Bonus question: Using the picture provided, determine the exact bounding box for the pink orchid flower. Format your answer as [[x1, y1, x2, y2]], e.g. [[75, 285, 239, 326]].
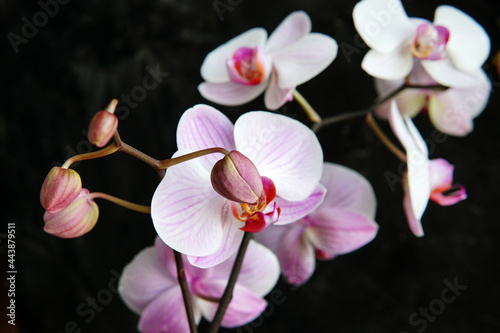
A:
[[255, 162, 379, 286], [118, 237, 280, 332], [198, 11, 338, 110], [389, 101, 466, 237], [353, 0, 490, 88], [151, 104, 325, 268], [374, 61, 491, 136]]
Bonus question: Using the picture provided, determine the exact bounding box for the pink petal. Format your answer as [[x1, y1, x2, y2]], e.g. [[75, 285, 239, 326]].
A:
[[265, 11, 311, 54], [433, 5, 490, 72], [151, 150, 226, 257], [234, 111, 323, 202], [280, 224, 315, 286], [362, 48, 414, 80], [353, 0, 415, 53], [196, 281, 267, 328], [263, 72, 294, 110], [118, 247, 177, 314], [428, 158, 454, 190], [139, 287, 194, 333], [421, 59, 486, 88], [430, 185, 467, 206], [428, 72, 491, 136], [253, 224, 289, 256], [198, 81, 268, 107], [305, 208, 379, 255], [271, 33, 338, 89], [272, 184, 326, 225], [316, 162, 377, 218], [187, 213, 245, 268], [176, 104, 235, 171], [201, 28, 268, 83], [389, 102, 431, 220], [403, 179, 425, 237]]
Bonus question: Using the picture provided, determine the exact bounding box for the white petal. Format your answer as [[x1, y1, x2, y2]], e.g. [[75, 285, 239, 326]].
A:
[[273, 184, 326, 225], [403, 179, 425, 237], [266, 11, 311, 54], [263, 72, 294, 110], [201, 28, 268, 83], [434, 5, 490, 72], [271, 33, 338, 89], [421, 59, 486, 88], [234, 111, 323, 202], [353, 0, 415, 53], [151, 150, 226, 257], [198, 81, 268, 107], [362, 47, 413, 80]]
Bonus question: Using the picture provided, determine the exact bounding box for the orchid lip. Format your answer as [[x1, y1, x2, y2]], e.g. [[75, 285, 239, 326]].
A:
[[412, 23, 450, 60], [227, 46, 268, 86]]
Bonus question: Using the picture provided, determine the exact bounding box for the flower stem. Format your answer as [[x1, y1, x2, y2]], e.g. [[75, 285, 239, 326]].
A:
[[207, 232, 253, 333], [158, 147, 229, 169], [89, 192, 151, 214], [365, 112, 407, 162], [293, 89, 322, 123], [173, 250, 199, 333], [62, 142, 120, 169]]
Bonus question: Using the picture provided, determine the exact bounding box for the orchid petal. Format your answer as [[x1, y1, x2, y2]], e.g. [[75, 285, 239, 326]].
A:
[[433, 5, 490, 72], [176, 104, 235, 171], [265, 11, 311, 54], [316, 163, 377, 218], [430, 185, 467, 206], [421, 59, 485, 88], [353, 0, 415, 53], [428, 158, 454, 191], [304, 208, 378, 255], [201, 28, 268, 83], [198, 81, 268, 107], [273, 184, 326, 225], [279, 224, 315, 286], [263, 72, 294, 110], [209, 240, 280, 296], [362, 48, 413, 80], [196, 281, 267, 328], [403, 179, 425, 237], [389, 102, 431, 220], [151, 150, 226, 257], [139, 287, 193, 333], [376, 87, 426, 119], [187, 210, 245, 268], [253, 224, 288, 256], [118, 247, 177, 315], [234, 111, 323, 202], [428, 73, 491, 136], [272, 33, 338, 89]]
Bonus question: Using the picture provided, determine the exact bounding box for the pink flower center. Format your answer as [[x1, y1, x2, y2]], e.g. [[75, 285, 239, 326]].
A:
[[227, 46, 267, 86], [231, 176, 281, 232], [412, 23, 450, 60]]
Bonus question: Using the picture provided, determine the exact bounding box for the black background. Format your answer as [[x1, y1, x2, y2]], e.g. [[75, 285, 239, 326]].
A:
[[1, 0, 499, 332]]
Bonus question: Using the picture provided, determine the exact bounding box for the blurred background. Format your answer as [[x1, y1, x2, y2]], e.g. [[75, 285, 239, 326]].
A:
[[1, 0, 499, 332]]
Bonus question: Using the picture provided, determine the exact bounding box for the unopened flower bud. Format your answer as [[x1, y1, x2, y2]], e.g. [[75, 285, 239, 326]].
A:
[[43, 189, 99, 238], [88, 110, 118, 147], [40, 167, 82, 213], [211, 151, 263, 204]]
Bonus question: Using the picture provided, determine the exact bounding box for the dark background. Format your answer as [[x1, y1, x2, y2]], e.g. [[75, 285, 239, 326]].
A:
[[1, 0, 499, 332]]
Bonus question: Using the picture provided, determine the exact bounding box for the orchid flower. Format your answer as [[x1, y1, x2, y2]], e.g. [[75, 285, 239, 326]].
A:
[[255, 162, 378, 286], [389, 101, 466, 237], [353, 0, 490, 88], [198, 11, 338, 110], [374, 61, 491, 136], [151, 104, 325, 268], [118, 237, 280, 332]]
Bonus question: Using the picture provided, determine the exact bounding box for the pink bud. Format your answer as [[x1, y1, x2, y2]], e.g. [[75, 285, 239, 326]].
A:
[[40, 167, 82, 213], [88, 110, 118, 148], [43, 189, 99, 238], [211, 151, 263, 204]]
